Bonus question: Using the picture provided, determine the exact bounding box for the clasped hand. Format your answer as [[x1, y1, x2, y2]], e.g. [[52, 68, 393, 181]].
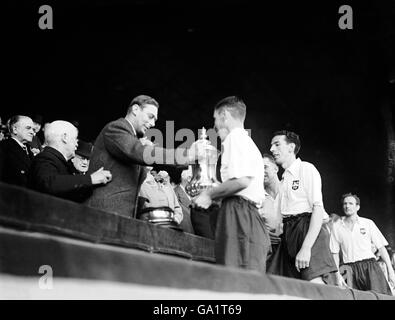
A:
[[192, 190, 212, 209]]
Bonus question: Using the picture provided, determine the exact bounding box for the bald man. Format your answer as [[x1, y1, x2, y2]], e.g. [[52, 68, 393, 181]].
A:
[[0, 115, 35, 187], [29, 120, 112, 202]]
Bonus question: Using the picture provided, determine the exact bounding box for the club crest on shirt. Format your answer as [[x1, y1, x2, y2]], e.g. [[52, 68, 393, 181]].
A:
[[292, 180, 300, 190], [360, 227, 366, 235]]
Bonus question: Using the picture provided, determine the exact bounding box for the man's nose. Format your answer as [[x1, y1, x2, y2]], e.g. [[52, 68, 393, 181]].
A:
[[270, 145, 275, 153]]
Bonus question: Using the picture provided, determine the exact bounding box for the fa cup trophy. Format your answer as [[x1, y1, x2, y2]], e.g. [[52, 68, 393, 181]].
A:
[[185, 127, 220, 239]]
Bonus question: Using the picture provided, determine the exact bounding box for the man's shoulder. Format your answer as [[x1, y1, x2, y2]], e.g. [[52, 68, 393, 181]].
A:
[[105, 118, 128, 129], [331, 217, 344, 228], [33, 147, 63, 164], [103, 118, 135, 137], [0, 138, 18, 150], [226, 129, 260, 154], [35, 147, 55, 157], [299, 159, 315, 169], [358, 216, 375, 227], [299, 159, 321, 175]]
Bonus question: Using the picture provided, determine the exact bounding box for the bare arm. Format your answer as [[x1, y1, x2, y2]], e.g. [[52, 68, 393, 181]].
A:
[[294, 204, 323, 271], [193, 177, 252, 209], [302, 204, 323, 249], [295, 163, 325, 271], [378, 246, 395, 287], [332, 252, 350, 288], [333, 252, 340, 269], [103, 121, 188, 166], [208, 177, 251, 200]]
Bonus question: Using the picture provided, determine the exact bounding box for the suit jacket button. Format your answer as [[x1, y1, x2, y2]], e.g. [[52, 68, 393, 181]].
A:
[[21, 170, 25, 174]]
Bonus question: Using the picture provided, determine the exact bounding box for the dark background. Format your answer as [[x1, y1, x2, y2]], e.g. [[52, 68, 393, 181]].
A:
[[3, 0, 395, 245]]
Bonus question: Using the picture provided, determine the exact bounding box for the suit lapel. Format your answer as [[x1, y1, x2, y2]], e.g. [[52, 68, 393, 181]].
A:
[[9, 138, 32, 167]]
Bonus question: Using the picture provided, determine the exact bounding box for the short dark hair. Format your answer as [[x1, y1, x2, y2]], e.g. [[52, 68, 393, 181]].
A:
[[214, 96, 246, 121], [273, 130, 301, 155], [262, 153, 277, 166], [341, 192, 360, 206], [127, 95, 159, 114]]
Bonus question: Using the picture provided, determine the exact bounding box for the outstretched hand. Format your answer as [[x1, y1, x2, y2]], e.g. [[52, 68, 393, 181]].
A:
[[91, 167, 112, 185], [140, 137, 155, 147]]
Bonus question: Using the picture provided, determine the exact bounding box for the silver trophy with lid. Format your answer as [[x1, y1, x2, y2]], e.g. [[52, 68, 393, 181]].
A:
[[185, 127, 220, 239], [185, 127, 220, 198]]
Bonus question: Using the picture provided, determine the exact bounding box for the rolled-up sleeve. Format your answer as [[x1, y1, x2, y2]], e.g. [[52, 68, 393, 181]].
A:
[[303, 163, 323, 207], [369, 220, 388, 250]]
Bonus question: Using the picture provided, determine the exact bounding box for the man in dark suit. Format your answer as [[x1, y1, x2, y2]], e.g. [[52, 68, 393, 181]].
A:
[[85, 94, 191, 218], [29, 120, 112, 202], [174, 169, 195, 234], [0, 115, 35, 187]]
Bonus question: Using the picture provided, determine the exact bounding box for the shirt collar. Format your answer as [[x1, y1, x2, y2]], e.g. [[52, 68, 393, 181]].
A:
[[283, 157, 302, 178], [264, 190, 273, 200], [11, 137, 27, 149], [144, 172, 157, 185], [340, 214, 360, 225], [125, 118, 137, 136]]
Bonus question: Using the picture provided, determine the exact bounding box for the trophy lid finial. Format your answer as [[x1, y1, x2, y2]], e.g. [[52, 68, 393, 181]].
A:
[[200, 127, 207, 140]]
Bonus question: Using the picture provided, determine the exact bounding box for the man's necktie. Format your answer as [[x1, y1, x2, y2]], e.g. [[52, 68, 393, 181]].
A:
[[216, 153, 222, 183], [22, 145, 29, 155]]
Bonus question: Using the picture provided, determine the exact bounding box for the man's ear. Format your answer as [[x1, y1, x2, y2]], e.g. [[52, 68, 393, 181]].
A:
[[223, 109, 231, 121], [11, 124, 18, 135], [129, 104, 140, 115], [289, 142, 296, 153], [61, 132, 68, 143]]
